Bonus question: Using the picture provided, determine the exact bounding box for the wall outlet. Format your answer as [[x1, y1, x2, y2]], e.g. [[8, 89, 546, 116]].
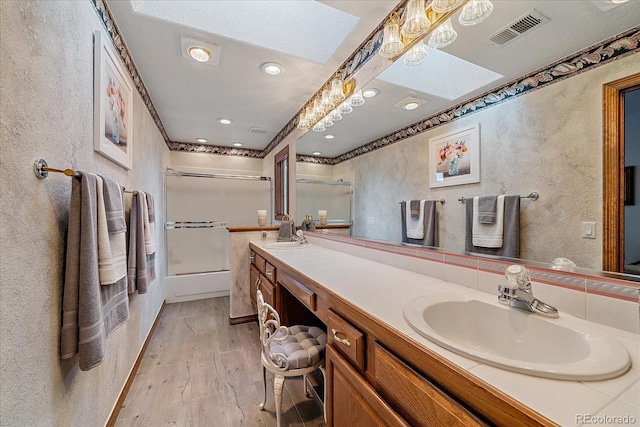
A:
[[581, 222, 596, 239], [367, 217, 375, 224]]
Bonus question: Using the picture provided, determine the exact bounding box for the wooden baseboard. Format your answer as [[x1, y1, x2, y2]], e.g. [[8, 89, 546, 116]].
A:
[[228, 314, 257, 325], [106, 301, 166, 427]]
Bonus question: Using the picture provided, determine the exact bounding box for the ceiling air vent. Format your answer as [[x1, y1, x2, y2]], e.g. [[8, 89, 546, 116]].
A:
[[489, 9, 549, 48], [249, 127, 267, 134]]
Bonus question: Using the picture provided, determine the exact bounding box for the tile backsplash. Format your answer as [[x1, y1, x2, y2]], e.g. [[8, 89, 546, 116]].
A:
[[306, 231, 640, 334]]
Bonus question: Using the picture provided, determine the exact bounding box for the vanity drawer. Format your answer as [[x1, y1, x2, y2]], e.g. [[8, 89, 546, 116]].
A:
[[254, 253, 267, 274], [328, 310, 365, 371], [279, 271, 316, 311], [374, 343, 487, 427], [264, 261, 276, 284]]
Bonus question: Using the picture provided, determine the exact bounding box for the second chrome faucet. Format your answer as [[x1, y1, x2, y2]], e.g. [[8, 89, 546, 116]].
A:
[[498, 264, 559, 318]]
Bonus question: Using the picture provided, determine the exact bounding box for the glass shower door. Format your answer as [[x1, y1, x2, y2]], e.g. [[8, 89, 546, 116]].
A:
[[166, 221, 229, 276]]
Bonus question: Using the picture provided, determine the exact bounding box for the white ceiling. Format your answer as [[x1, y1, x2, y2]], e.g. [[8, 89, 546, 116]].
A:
[[106, 0, 640, 158]]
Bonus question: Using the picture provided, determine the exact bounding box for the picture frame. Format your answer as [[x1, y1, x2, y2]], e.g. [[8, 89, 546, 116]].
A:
[[94, 31, 133, 170], [429, 123, 480, 188]]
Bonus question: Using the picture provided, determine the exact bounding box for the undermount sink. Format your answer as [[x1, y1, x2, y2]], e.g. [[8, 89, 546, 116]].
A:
[[403, 294, 631, 381], [264, 241, 312, 250]]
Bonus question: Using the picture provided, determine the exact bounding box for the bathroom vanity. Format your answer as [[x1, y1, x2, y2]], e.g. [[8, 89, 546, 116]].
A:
[[248, 237, 639, 426]]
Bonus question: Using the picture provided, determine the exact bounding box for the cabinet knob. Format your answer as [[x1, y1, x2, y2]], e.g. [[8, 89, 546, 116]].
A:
[[266, 270, 272, 277], [331, 329, 351, 347]]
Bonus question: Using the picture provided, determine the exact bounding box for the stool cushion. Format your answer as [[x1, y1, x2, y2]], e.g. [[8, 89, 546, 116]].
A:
[[270, 325, 327, 369]]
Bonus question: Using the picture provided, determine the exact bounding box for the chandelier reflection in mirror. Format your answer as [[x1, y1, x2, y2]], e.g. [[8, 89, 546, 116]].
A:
[[297, 0, 495, 133], [297, 77, 358, 133], [379, 0, 494, 64]]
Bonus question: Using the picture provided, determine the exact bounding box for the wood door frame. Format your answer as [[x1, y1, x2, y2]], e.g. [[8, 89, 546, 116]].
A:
[[603, 73, 640, 272]]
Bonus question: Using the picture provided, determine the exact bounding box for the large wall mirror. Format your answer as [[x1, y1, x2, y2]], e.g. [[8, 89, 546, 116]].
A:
[[296, 1, 640, 275]]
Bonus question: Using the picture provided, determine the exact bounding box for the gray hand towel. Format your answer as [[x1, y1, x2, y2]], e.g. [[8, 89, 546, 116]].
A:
[[477, 196, 497, 224], [128, 192, 149, 294], [401, 201, 438, 247], [465, 195, 520, 258], [277, 219, 294, 241], [61, 172, 129, 371]]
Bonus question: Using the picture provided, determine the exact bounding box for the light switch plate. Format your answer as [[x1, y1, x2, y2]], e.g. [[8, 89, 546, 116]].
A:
[[582, 222, 596, 239]]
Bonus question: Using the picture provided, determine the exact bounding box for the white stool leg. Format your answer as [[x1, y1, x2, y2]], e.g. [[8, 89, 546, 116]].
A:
[[303, 373, 312, 398], [259, 365, 267, 410], [319, 365, 327, 423], [274, 374, 285, 427]]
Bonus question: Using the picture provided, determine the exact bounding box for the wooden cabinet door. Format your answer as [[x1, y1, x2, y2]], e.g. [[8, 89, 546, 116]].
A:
[[250, 264, 260, 311], [260, 274, 275, 308], [326, 345, 409, 427]]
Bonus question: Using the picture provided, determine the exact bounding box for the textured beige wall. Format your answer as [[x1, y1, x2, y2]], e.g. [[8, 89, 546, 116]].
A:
[[0, 2, 167, 426], [335, 53, 640, 270]]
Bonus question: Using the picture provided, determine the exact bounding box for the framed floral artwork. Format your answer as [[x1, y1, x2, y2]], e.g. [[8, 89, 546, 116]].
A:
[[429, 123, 480, 188], [94, 31, 133, 169]]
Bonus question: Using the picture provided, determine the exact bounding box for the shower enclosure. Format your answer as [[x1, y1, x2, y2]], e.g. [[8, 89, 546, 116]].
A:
[[165, 169, 272, 302]]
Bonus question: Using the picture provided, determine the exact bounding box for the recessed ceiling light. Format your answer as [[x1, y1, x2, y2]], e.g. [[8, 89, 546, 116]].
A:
[[324, 135, 335, 139], [181, 37, 220, 65], [610, 0, 629, 3], [362, 88, 379, 98], [312, 151, 322, 156], [403, 101, 420, 110], [233, 142, 243, 147], [260, 62, 283, 75], [196, 138, 208, 143], [187, 46, 212, 63], [218, 118, 232, 125]]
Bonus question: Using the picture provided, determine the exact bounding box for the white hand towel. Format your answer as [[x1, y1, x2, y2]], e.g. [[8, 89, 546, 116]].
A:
[[96, 176, 128, 285], [406, 200, 426, 239], [472, 195, 505, 248]]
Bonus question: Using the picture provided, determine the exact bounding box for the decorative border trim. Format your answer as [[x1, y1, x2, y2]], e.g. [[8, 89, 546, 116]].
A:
[[167, 141, 264, 158], [92, 1, 639, 163]]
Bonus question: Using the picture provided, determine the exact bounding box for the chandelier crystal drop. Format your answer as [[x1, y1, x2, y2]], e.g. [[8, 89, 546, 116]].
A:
[[431, 0, 464, 13], [329, 78, 346, 103], [297, 112, 310, 130], [329, 109, 343, 122], [312, 99, 324, 119], [427, 18, 457, 49], [458, 0, 494, 26], [312, 120, 326, 132], [350, 90, 365, 107], [401, 0, 431, 39], [339, 98, 353, 115], [321, 88, 335, 112], [403, 42, 428, 66], [379, 12, 404, 58]]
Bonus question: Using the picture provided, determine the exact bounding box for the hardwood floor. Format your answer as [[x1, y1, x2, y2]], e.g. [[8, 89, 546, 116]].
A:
[[115, 297, 325, 427]]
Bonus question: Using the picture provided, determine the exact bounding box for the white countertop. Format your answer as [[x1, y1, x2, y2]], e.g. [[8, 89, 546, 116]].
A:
[[252, 240, 640, 426]]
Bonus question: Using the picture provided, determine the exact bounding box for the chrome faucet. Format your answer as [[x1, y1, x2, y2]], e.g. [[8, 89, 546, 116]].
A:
[[498, 265, 559, 318], [294, 230, 309, 244]]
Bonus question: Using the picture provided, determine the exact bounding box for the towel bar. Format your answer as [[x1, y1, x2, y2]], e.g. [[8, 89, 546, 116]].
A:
[[457, 192, 539, 204], [399, 198, 446, 205], [33, 158, 138, 195]]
